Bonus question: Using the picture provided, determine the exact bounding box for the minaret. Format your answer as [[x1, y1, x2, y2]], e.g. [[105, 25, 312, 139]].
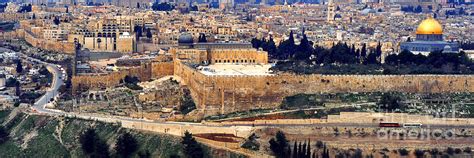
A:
[[327, 0, 335, 24]]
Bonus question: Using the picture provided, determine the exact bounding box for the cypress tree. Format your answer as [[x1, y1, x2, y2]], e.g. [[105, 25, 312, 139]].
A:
[[302, 141, 307, 158], [306, 140, 311, 158], [298, 142, 302, 158], [293, 141, 298, 158], [361, 43, 367, 64], [287, 145, 292, 158]]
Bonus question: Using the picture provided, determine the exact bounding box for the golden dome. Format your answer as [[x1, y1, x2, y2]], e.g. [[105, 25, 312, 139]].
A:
[[416, 18, 443, 35]]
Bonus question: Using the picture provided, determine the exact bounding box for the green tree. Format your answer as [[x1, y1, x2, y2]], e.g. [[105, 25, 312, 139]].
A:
[[80, 129, 97, 154], [294, 32, 313, 60], [80, 128, 110, 158], [146, 28, 152, 39], [414, 5, 422, 13], [241, 133, 260, 151], [277, 31, 297, 60], [292, 141, 297, 158], [464, 147, 472, 153], [134, 25, 143, 39], [53, 16, 60, 25], [179, 89, 196, 114], [354, 148, 363, 158], [138, 150, 151, 158], [115, 132, 138, 158], [306, 140, 311, 158], [414, 149, 424, 158], [95, 138, 111, 158], [378, 93, 403, 112], [0, 126, 9, 144], [430, 148, 439, 156], [399, 148, 409, 156], [269, 131, 289, 158], [297, 142, 302, 158], [16, 60, 23, 73], [182, 131, 203, 158], [198, 33, 207, 43], [360, 43, 367, 63], [151, 2, 175, 11], [322, 143, 330, 158]]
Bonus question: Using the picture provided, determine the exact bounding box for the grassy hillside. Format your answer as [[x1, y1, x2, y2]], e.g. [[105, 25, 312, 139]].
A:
[[0, 110, 245, 158]]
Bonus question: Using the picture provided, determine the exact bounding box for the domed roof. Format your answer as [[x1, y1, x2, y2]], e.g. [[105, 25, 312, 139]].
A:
[[444, 45, 452, 51], [178, 32, 193, 44], [416, 18, 443, 35]]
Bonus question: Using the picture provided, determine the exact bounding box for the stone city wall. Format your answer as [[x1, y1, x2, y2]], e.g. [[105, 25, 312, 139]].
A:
[[0, 13, 27, 21], [173, 60, 474, 116], [0, 30, 23, 40], [72, 61, 174, 93], [22, 29, 75, 54], [151, 61, 174, 79], [72, 64, 152, 92], [73, 58, 474, 116]]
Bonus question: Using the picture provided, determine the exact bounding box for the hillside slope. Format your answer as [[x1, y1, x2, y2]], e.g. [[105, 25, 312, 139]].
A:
[[0, 110, 245, 158]]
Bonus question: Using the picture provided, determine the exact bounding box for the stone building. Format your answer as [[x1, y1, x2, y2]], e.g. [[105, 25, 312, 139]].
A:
[[68, 17, 137, 53], [170, 32, 268, 65]]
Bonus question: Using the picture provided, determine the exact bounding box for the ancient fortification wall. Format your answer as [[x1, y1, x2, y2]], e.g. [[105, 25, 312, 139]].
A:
[[173, 60, 474, 116], [73, 58, 474, 116], [151, 61, 174, 79], [22, 29, 75, 54], [72, 63, 153, 92], [72, 61, 174, 93]]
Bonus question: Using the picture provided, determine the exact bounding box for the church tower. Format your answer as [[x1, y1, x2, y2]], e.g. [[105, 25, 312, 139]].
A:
[[327, 0, 336, 24]]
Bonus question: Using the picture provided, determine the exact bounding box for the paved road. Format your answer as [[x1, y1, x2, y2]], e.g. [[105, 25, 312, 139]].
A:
[[19, 54, 65, 115]]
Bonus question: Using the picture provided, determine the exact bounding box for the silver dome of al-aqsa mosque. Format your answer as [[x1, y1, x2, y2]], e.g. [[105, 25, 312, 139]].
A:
[[178, 32, 194, 44]]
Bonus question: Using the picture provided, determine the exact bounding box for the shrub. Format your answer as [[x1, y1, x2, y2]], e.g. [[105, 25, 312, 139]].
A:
[[447, 147, 455, 155], [0, 126, 9, 144], [464, 147, 472, 153], [241, 133, 259, 151], [398, 148, 409, 156], [115, 132, 138, 158], [414, 149, 424, 158]]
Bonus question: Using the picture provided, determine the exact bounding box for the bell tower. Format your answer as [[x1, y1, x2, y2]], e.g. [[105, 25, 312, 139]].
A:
[[327, 0, 336, 24]]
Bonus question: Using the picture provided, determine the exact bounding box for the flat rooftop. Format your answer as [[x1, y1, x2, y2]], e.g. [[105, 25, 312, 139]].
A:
[[198, 64, 274, 76]]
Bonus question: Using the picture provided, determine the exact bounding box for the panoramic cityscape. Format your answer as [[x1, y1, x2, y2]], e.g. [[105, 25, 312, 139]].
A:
[[0, 0, 473, 157]]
